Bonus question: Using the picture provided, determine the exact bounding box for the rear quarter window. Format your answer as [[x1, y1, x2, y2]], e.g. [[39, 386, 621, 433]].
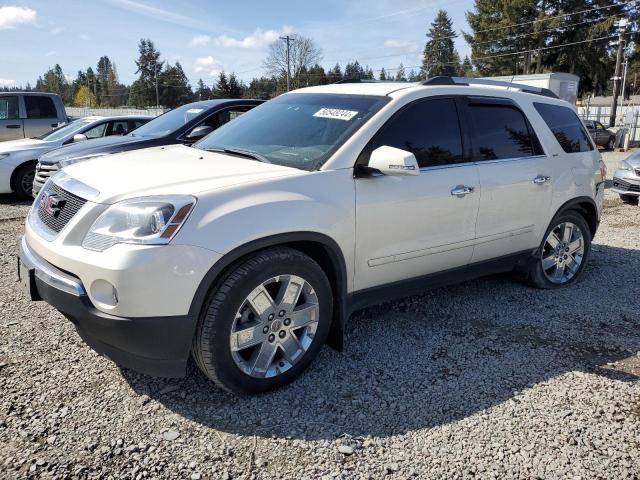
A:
[[533, 103, 593, 153]]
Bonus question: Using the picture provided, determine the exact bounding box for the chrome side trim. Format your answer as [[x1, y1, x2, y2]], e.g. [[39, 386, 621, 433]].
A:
[[53, 171, 100, 200], [19, 237, 86, 297]]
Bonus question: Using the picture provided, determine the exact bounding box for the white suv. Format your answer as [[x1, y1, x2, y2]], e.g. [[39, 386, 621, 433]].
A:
[[19, 78, 605, 394]]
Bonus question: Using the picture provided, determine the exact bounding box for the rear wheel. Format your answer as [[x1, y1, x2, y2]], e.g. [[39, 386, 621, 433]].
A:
[[606, 136, 616, 151], [192, 247, 332, 394], [526, 211, 591, 289], [12, 162, 36, 200], [620, 194, 639, 205]]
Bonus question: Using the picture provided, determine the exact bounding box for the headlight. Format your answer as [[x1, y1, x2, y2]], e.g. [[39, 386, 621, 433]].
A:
[[59, 153, 107, 168], [82, 196, 196, 251], [618, 160, 632, 171], [0, 153, 9, 161]]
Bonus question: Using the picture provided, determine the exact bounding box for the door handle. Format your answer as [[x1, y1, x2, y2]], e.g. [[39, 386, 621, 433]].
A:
[[533, 175, 551, 185], [451, 185, 475, 197], [6, 124, 20, 129], [50, 123, 59, 127]]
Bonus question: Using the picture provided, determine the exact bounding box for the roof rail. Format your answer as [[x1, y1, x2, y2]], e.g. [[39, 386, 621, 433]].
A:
[[421, 76, 559, 99], [334, 78, 401, 84]]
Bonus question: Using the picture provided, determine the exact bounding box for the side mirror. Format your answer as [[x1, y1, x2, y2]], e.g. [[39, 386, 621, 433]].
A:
[[186, 125, 214, 141], [367, 146, 420, 176], [73, 134, 87, 143]]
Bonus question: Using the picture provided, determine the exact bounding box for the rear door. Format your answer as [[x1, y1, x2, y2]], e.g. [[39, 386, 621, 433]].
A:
[[463, 97, 554, 263], [0, 95, 23, 141], [23, 95, 60, 137]]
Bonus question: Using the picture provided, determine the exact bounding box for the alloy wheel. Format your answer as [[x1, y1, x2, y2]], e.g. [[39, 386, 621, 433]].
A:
[[230, 274, 319, 378], [541, 221, 585, 284]]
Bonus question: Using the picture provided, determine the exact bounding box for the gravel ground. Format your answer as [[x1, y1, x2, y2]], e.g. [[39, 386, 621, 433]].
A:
[[1, 152, 640, 479]]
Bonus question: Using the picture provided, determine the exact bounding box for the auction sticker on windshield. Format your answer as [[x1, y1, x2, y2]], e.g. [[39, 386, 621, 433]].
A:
[[313, 108, 358, 121]]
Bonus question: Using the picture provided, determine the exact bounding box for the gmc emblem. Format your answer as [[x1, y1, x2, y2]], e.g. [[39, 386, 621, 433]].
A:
[[40, 192, 66, 218]]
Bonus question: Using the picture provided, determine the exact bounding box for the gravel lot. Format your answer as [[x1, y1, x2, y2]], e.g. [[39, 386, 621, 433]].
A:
[[1, 151, 640, 479]]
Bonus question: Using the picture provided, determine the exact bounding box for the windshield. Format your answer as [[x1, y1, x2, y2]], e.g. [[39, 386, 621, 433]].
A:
[[130, 103, 208, 138], [194, 93, 389, 170], [37, 119, 94, 142]]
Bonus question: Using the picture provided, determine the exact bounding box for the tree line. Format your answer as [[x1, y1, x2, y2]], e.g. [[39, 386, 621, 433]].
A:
[[4, 0, 638, 107]]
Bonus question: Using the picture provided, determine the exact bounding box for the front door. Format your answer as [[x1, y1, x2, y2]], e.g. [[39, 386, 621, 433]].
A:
[[23, 95, 60, 138], [354, 97, 480, 291], [461, 97, 553, 263], [0, 95, 23, 141]]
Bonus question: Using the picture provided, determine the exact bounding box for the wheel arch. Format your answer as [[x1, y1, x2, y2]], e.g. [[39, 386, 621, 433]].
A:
[[551, 196, 599, 238], [188, 232, 349, 352]]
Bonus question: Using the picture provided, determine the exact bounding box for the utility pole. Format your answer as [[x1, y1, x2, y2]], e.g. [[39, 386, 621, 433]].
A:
[[280, 35, 292, 92], [154, 63, 160, 108], [609, 18, 628, 127]]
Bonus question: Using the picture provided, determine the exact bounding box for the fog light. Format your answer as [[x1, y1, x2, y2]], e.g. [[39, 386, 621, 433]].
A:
[[90, 279, 119, 308]]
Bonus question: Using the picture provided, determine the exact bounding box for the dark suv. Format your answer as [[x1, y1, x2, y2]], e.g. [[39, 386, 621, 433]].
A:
[[33, 99, 262, 196], [584, 120, 616, 150]]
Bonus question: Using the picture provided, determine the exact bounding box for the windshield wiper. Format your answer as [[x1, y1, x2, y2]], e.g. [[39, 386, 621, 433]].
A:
[[204, 147, 271, 164]]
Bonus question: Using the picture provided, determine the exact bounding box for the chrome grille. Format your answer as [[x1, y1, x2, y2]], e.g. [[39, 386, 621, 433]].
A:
[[33, 162, 59, 195], [37, 181, 87, 233]]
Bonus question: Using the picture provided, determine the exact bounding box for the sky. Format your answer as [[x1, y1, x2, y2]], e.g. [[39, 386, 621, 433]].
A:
[[0, 0, 476, 89]]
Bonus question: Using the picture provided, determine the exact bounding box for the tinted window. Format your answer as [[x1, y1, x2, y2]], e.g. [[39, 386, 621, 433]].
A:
[[25, 96, 57, 119], [132, 103, 212, 138], [195, 93, 389, 171], [109, 120, 128, 135], [0, 96, 19, 119], [468, 104, 538, 160], [534, 103, 593, 153], [201, 107, 250, 129], [364, 98, 463, 168]]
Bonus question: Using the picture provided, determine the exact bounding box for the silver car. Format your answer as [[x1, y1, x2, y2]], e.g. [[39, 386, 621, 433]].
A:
[[0, 115, 149, 199], [612, 152, 640, 205]]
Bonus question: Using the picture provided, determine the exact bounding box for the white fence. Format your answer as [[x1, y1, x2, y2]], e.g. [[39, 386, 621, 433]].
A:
[[577, 104, 640, 143], [65, 107, 165, 118]]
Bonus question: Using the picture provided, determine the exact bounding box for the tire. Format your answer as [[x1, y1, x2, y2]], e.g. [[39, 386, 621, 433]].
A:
[[620, 194, 639, 205], [606, 137, 615, 151], [526, 211, 592, 289], [192, 247, 333, 394], [12, 162, 36, 200]]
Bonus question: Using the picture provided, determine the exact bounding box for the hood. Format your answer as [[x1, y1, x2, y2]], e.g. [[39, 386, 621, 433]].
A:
[[0, 137, 48, 153], [61, 144, 303, 203], [38, 134, 148, 164]]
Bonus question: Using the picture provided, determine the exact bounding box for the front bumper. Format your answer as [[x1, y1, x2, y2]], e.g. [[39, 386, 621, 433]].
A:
[[611, 174, 640, 196], [19, 237, 197, 377]]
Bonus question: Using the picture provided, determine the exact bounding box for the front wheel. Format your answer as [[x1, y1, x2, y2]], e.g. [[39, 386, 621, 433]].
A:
[[526, 211, 592, 289], [12, 163, 36, 200], [192, 247, 332, 394]]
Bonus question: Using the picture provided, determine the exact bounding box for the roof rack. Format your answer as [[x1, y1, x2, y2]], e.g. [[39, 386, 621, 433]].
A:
[[421, 76, 558, 99], [334, 78, 399, 84]]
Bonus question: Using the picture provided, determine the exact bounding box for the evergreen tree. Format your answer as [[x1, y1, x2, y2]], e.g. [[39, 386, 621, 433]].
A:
[[379, 68, 388, 80], [195, 79, 212, 99], [395, 63, 407, 82], [247, 76, 278, 99], [422, 10, 461, 77], [327, 63, 343, 83], [213, 71, 230, 98], [460, 56, 474, 77], [159, 62, 193, 108], [129, 39, 162, 107], [227, 73, 245, 97], [408, 69, 422, 82], [344, 61, 365, 79]]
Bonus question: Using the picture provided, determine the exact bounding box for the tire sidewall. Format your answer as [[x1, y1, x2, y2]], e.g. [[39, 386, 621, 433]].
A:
[[201, 250, 332, 394], [531, 211, 592, 289], [13, 163, 35, 199]]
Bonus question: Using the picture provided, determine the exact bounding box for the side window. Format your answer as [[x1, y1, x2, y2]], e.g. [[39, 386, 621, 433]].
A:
[[202, 107, 251, 130], [596, 122, 605, 130], [0, 96, 19, 119], [25, 96, 57, 119], [83, 122, 108, 139], [533, 103, 594, 153], [109, 121, 128, 136], [467, 103, 538, 161], [363, 98, 463, 168], [133, 120, 147, 129]]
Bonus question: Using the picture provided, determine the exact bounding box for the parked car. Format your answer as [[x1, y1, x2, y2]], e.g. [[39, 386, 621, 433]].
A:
[[583, 120, 616, 150], [611, 151, 640, 205], [0, 115, 150, 199], [33, 99, 263, 196], [0, 92, 68, 142], [19, 78, 605, 394]]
